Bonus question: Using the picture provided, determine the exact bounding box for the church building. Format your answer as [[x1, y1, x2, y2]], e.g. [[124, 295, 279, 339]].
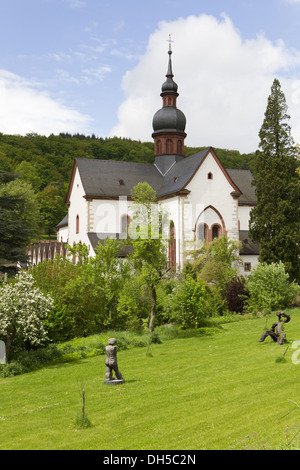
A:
[[56, 42, 259, 274]]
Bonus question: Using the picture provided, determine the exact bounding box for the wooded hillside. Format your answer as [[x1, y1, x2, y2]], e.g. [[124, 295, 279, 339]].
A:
[[0, 132, 256, 237]]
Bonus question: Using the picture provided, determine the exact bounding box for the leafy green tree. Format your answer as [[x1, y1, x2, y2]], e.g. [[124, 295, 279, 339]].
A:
[[169, 274, 211, 328], [31, 240, 129, 341], [127, 182, 169, 336], [1, 179, 40, 237], [117, 273, 153, 330], [187, 235, 242, 295], [0, 173, 40, 270], [37, 185, 67, 236], [185, 235, 242, 315], [249, 79, 300, 281], [15, 161, 43, 192]]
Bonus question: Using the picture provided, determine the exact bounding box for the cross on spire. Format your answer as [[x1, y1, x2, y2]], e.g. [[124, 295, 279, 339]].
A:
[[167, 33, 174, 52]]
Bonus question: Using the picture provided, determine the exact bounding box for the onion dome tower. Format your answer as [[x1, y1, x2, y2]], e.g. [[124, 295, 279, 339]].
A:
[[152, 36, 186, 174]]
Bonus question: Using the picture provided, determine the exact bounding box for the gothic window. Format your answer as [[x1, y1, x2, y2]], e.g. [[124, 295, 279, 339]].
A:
[[76, 215, 79, 234]]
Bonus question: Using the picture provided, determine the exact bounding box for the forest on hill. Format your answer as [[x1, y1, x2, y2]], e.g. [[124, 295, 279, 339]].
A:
[[0, 132, 256, 237]]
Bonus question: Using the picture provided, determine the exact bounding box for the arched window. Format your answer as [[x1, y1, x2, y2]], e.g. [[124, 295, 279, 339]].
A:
[[208, 172, 213, 180], [157, 140, 162, 155], [121, 214, 130, 236], [166, 139, 173, 153], [177, 140, 182, 155], [198, 223, 208, 242], [169, 221, 176, 270], [76, 215, 79, 234], [212, 224, 221, 239]]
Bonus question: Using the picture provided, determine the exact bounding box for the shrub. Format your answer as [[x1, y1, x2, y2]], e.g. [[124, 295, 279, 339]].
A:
[[170, 275, 211, 328], [117, 274, 153, 330], [0, 343, 62, 377], [226, 276, 248, 313], [245, 262, 299, 312], [0, 271, 53, 360]]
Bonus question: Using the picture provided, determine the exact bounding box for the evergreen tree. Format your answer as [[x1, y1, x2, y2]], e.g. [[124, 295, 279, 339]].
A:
[[0, 172, 34, 270], [249, 78, 300, 281]]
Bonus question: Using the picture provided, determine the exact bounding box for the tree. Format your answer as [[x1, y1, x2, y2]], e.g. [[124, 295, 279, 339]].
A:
[[0, 172, 39, 270], [31, 240, 130, 341], [184, 235, 242, 315], [170, 274, 211, 328], [37, 185, 67, 236], [0, 179, 40, 237], [0, 271, 53, 360], [249, 78, 300, 281], [296, 144, 300, 178], [15, 161, 43, 192], [127, 183, 169, 337], [187, 235, 242, 295]]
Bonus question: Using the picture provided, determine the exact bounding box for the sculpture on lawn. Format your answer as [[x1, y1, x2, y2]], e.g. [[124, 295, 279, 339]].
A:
[[259, 311, 290, 345], [104, 338, 125, 385]]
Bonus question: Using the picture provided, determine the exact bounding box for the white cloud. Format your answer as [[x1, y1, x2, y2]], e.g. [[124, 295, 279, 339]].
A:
[[0, 70, 92, 136], [62, 0, 86, 9], [81, 66, 112, 84], [109, 14, 300, 153]]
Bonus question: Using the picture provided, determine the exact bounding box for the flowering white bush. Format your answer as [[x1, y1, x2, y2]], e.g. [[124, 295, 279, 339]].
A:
[[0, 271, 53, 360]]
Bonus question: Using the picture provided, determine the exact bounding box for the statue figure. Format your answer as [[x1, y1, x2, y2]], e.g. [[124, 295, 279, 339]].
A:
[[259, 311, 290, 345], [104, 338, 124, 384]]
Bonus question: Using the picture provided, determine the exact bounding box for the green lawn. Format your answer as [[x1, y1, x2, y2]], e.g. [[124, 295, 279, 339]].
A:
[[1, 309, 300, 450]]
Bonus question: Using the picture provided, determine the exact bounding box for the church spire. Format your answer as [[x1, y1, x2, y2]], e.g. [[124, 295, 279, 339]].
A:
[[161, 34, 178, 96], [166, 34, 174, 77], [152, 36, 187, 168]]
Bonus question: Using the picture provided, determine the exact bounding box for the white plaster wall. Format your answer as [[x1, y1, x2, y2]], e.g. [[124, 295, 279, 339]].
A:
[[239, 254, 259, 276], [68, 168, 91, 250], [57, 226, 68, 243], [185, 151, 239, 241], [238, 205, 253, 230]]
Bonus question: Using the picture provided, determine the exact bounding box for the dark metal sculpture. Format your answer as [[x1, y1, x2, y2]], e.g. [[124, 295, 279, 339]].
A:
[[259, 312, 290, 345]]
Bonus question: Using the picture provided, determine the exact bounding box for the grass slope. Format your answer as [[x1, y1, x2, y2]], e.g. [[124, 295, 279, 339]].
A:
[[1, 310, 300, 450]]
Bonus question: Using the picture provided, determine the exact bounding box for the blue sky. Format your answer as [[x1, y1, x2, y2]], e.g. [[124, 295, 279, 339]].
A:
[[1, 0, 300, 152]]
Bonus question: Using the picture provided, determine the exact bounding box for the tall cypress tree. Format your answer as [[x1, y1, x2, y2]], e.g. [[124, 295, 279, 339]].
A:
[[249, 78, 300, 281]]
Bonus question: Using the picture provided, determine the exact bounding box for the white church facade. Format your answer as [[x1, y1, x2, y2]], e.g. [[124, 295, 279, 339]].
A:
[[55, 43, 259, 275]]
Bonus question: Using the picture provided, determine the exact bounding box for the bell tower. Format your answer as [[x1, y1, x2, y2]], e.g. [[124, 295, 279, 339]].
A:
[[152, 36, 187, 174]]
